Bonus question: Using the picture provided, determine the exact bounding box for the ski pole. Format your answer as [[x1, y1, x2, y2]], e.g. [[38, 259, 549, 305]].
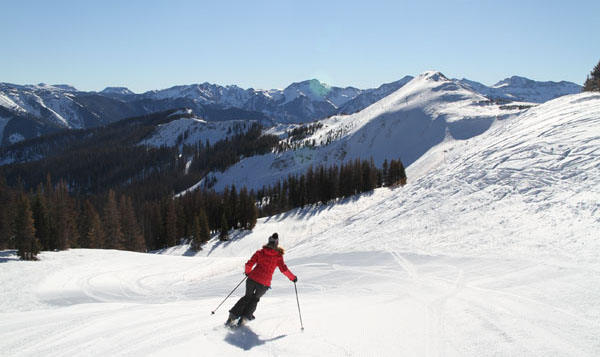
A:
[[294, 282, 304, 331], [211, 276, 247, 315]]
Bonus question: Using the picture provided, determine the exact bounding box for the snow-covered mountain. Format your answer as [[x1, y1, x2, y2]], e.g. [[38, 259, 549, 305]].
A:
[[140, 79, 363, 124], [207, 71, 526, 191], [99, 87, 135, 97], [455, 75, 582, 103], [337, 76, 414, 115], [0, 83, 270, 146], [0, 74, 582, 147], [138, 110, 257, 149], [1, 89, 598, 355]]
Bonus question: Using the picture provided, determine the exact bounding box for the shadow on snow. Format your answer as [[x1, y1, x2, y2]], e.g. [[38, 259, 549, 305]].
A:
[[224, 326, 286, 351], [206, 230, 253, 256], [263, 189, 377, 223], [0, 250, 19, 263]]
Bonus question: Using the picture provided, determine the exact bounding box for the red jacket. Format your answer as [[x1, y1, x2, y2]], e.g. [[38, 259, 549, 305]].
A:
[[245, 246, 296, 287]]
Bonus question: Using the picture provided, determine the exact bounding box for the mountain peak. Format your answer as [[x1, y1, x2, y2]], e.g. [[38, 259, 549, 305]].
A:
[[493, 75, 533, 88], [418, 71, 449, 82], [284, 78, 332, 102], [100, 87, 134, 95], [52, 84, 78, 91]]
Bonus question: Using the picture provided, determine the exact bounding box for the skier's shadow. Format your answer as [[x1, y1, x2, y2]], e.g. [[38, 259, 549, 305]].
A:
[[225, 326, 286, 350]]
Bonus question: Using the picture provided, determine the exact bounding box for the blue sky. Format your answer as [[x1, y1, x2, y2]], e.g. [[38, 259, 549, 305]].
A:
[[1, 0, 598, 92]]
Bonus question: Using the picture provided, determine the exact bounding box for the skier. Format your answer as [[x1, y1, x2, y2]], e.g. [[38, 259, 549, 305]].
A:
[[226, 233, 297, 327]]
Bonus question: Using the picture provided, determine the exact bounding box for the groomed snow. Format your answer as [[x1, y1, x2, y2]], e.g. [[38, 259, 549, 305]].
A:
[[1, 92, 599, 356]]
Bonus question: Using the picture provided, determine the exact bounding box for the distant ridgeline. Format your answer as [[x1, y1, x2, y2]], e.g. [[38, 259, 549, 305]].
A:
[[0, 110, 407, 260]]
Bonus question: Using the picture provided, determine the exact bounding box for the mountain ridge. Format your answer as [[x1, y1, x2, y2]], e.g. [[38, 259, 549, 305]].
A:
[[0, 74, 582, 147]]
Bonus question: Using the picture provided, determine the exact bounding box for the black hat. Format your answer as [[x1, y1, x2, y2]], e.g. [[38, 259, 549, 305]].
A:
[[268, 233, 279, 245]]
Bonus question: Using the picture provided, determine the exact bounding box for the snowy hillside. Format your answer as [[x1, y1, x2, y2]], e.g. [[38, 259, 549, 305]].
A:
[[0, 83, 84, 129], [138, 114, 256, 149], [1, 90, 599, 356], [337, 76, 414, 115], [209, 71, 525, 191]]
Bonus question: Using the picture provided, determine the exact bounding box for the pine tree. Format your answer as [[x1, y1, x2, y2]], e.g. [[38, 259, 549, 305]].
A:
[[382, 159, 389, 187], [165, 199, 177, 247], [190, 215, 202, 251], [0, 174, 13, 250], [120, 196, 145, 252], [31, 184, 51, 251], [192, 210, 210, 251], [229, 184, 238, 229], [103, 189, 124, 249], [14, 193, 40, 260], [398, 160, 407, 186], [219, 212, 229, 241], [248, 191, 258, 230], [51, 180, 79, 250], [583, 60, 600, 92], [82, 200, 105, 248], [199, 209, 211, 243], [238, 187, 249, 230]]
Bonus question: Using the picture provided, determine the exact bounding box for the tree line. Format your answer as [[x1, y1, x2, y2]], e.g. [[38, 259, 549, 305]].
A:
[[0, 174, 260, 260], [0, 155, 406, 260], [256, 158, 407, 217], [1, 107, 408, 260], [583, 59, 600, 92]]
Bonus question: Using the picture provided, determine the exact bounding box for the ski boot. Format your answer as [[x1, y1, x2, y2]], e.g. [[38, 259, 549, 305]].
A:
[[237, 314, 254, 327], [225, 313, 238, 328]]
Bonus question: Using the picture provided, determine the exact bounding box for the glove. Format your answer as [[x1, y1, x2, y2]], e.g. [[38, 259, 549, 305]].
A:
[[293, 276, 298, 283]]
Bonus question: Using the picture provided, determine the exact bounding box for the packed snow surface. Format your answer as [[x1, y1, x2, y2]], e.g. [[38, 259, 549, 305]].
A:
[[1, 91, 599, 356]]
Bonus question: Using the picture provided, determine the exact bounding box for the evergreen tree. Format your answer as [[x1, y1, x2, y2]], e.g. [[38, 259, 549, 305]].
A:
[[14, 193, 40, 260], [120, 196, 145, 252], [583, 60, 600, 92], [238, 187, 249, 229], [382, 160, 389, 186], [165, 199, 177, 247], [0, 174, 13, 250], [229, 184, 238, 229], [248, 191, 258, 229], [103, 189, 124, 249], [398, 160, 407, 186], [82, 200, 105, 248], [190, 215, 202, 251], [146, 203, 163, 250], [51, 180, 79, 250], [31, 184, 51, 251], [192, 210, 210, 251], [219, 212, 229, 241], [199, 209, 211, 243]]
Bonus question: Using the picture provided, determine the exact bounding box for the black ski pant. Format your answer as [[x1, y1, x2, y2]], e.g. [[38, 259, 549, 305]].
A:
[[229, 278, 269, 319]]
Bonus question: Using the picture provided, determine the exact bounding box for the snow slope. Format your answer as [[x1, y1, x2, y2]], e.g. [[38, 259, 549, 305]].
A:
[[138, 116, 256, 149], [1, 91, 599, 356], [210, 71, 524, 191], [0, 83, 84, 129]]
